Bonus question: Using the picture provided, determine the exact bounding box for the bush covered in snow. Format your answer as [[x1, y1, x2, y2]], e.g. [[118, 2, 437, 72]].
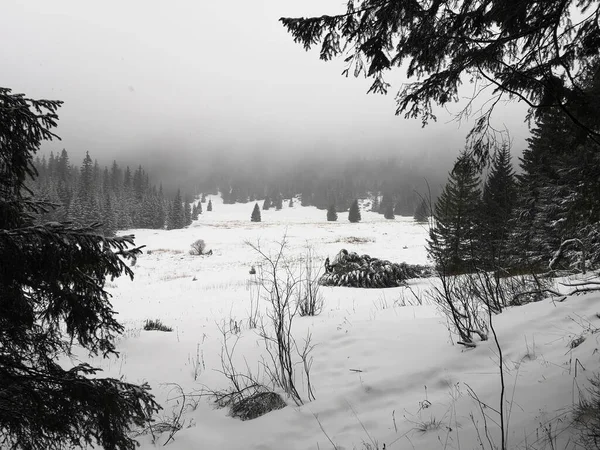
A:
[[319, 249, 432, 288]]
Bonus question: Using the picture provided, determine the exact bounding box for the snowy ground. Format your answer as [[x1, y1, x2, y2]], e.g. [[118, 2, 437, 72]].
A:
[[78, 196, 600, 449]]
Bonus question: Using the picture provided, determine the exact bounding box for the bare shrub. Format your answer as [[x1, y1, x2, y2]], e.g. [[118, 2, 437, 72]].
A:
[[189, 239, 206, 256], [429, 269, 554, 347], [427, 272, 489, 347], [297, 246, 324, 317], [134, 383, 194, 445], [247, 236, 317, 405], [206, 326, 284, 420]]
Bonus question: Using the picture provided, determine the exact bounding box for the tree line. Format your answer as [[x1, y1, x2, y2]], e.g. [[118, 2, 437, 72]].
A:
[[28, 150, 201, 234], [199, 153, 444, 217], [429, 75, 600, 275]]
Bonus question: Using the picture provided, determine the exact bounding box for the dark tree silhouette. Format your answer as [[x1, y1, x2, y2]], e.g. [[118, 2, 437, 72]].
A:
[[480, 144, 517, 268], [0, 87, 159, 450], [428, 152, 482, 274], [251, 202, 262, 222], [281, 1, 600, 163], [262, 196, 271, 210], [348, 199, 361, 223], [327, 204, 338, 222], [384, 202, 395, 220]]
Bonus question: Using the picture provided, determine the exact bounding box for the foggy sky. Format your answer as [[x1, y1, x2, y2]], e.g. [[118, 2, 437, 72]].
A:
[[1, 0, 530, 174]]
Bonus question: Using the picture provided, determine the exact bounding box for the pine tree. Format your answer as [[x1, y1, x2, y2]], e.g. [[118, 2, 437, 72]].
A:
[[197, 200, 203, 215], [262, 196, 271, 210], [184, 200, 192, 226], [102, 192, 117, 236], [192, 203, 199, 221], [169, 189, 184, 229], [348, 199, 361, 223], [288, 198, 294, 207], [70, 151, 98, 226], [110, 160, 122, 194], [0, 87, 159, 450], [201, 192, 207, 203], [251, 203, 261, 222], [274, 194, 283, 210], [480, 145, 517, 268], [207, 199, 213, 211], [327, 204, 338, 222], [384, 201, 395, 220], [371, 194, 379, 212], [380, 192, 394, 216], [428, 152, 482, 274]]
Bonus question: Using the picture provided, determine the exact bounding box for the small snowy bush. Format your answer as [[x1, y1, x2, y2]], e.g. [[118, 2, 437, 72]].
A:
[[189, 239, 207, 256]]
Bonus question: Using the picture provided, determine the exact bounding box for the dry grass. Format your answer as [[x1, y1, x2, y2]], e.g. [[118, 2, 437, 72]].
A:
[[334, 236, 375, 244], [148, 248, 184, 255]]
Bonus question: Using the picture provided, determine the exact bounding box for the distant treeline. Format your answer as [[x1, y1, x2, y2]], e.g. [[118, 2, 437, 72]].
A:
[[197, 154, 444, 216], [29, 150, 196, 235], [29, 150, 447, 234]]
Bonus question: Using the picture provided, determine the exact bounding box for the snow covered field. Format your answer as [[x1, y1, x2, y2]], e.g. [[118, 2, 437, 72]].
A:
[[81, 196, 599, 449]]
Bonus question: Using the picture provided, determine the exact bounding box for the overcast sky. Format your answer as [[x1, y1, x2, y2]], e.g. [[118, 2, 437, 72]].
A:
[[1, 0, 530, 171]]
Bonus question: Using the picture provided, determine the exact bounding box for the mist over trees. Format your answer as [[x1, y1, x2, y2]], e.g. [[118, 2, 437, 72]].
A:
[[196, 153, 445, 217]]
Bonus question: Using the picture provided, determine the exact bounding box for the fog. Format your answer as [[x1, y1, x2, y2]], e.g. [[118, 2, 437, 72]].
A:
[[1, 0, 530, 190]]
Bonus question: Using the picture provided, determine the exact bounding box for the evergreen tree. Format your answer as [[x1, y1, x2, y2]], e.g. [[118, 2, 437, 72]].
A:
[[274, 194, 283, 210], [371, 194, 379, 212], [384, 201, 395, 220], [262, 196, 271, 210], [380, 192, 394, 216], [428, 152, 482, 274], [414, 198, 429, 223], [207, 199, 213, 211], [184, 200, 192, 226], [251, 203, 261, 222], [201, 192, 207, 203], [110, 160, 122, 194], [288, 198, 294, 207], [132, 165, 145, 200], [192, 203, 199, 221], [102, 191, 117, 236], [327, 204, 338, 222], [348, 199, 361, 223], [71, 151, 99, 226], [169, 189, 184, 229], [197, 200, 203, 215], [480, 145, 517, 268], [154, 185, 167, 229], [394, 200, 403, 216], [0, 87, 159, 450]]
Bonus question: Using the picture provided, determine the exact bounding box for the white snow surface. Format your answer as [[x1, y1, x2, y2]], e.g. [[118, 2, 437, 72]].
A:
[[77, 196, 600, 449]]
